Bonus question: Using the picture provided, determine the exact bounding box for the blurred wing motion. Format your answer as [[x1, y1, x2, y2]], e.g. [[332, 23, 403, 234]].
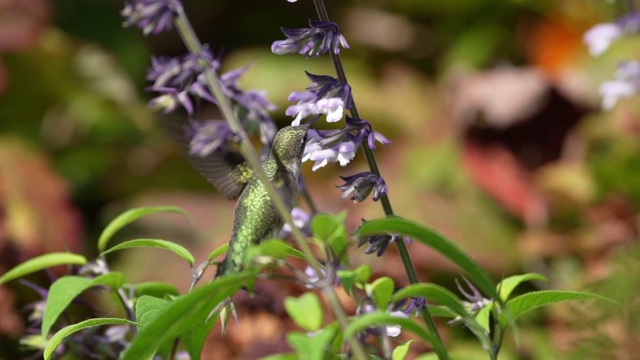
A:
[[161, 117, 251, 200]]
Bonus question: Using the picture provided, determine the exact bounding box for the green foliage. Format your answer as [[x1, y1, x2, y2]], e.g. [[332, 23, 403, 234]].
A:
[[44, 318, 137, 360], [506, 290, 616, 320], [284, 293, 324, 332], [42, 273, 124, 337], [366, 276, 395, 310], [97, 206, 191, 252], [0, 253, 87, 285], [100, 238, 195, 266], [392, 340, 415, 360], [286, 327, 338, 360], [311, 212, 349, 263]]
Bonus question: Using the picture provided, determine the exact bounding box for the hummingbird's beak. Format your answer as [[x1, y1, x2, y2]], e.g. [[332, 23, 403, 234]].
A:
[[303, 114, 322, 128]]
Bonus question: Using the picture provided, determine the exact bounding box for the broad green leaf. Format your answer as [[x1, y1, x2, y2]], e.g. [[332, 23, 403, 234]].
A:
[[44, 318, 136, 360], [286, 327, 337, 360], [122, 272, 255, 360], [392, 340, 415, 360], [136, 295, 171, 329], [284, 293, 323, 332], [207, 243, 229, 261], [0, 253, 86, 285], [498, 273, 548, 301], [182, 307, 220, 360], [100, 239, 195, 266], [366, 277, 394, 310], [98, 206, 191, 252], [42, 273, 124, 337], [132, 282, 179, 298], [343, 311, 436, 347], [354, 265, 372, 286], [391, 284, 491, 352], [355, 217, 499, 304], [336, 270, 356, 295], [311, 212, 348, 263], [507, 290, 616, 320]]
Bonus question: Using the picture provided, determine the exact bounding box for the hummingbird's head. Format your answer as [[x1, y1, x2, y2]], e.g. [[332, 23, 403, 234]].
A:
[[270, 125, 309, 172]]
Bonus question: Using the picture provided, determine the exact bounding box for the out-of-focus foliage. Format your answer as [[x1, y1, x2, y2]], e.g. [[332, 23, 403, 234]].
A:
[[0, 0, 637, 359]]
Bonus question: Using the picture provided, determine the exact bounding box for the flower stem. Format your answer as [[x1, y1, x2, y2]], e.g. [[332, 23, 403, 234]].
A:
[[312, 1, 448, 358], [171, 8, 368, 360]]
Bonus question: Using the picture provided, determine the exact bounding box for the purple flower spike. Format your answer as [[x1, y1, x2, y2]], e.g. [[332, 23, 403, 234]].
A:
[[337, 172, 387, 202], [287, 72, 352, 125], [122, 0, 182, 36], [599, 61, 640, 110], [272, 19, 350, 58], [186, 119, 233, 157], [146, 50, 219, 115]]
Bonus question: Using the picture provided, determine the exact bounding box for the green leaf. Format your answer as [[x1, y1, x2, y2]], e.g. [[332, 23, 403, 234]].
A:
[[336, 270, 356, 295], [286, 327, 337, 360], [392, 340, 415, 360], [44, 318, 137, 360], [475, 302, 493, 332], [100, 239, 195, 266], [42, 273, 124, 337], [207, 243, 229, 261], [355, 217, 499, 304], [354, 265, 372, 286], [507, 290, 617, 320], [391, 283, 491, 352], [121, 272, 255, 360], [284, 293, 323, 332], [311, 212, 348, 263], [498, 273, 548, 301], [0, 253, 87, 285], [98, 206, 191, 253], [343, 311, 436, 346], [366, 277, 394, 310], [132, 282, 179, 298], [259, 354, 298, 360], [136, 295, 171, 329]]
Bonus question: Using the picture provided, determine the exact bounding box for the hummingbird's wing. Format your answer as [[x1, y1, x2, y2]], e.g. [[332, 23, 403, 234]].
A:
[[160, 118, 251, 200]]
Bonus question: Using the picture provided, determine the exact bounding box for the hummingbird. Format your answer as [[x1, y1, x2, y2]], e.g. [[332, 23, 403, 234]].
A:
[[164, 119, 309, 276]]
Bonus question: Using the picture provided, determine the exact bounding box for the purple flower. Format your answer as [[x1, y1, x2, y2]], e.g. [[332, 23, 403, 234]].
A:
[[146, 50, 218, 115], [301, 117, 389, 170], [583, 13, 640, 56], [186, 119, 234, 157], [449, 277, 491, 325], [599, 61, 640, 109], [122, 0, 181, 35], [279, 207, 312, 239], [286, 72, 352, 125], [583, 23, 622, 56], [272, 20, 349, 57], [337, 172, 387, 202]]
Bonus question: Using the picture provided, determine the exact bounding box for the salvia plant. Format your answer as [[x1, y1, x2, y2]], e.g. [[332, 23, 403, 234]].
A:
[[0, 1, 616, 359]]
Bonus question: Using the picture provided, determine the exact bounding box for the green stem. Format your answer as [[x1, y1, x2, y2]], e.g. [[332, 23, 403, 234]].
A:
[[171, 8, 368, 360], [311, 1, 448, 358]]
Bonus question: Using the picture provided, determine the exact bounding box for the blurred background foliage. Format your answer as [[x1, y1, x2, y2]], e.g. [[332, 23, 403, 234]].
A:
[[0, 0, 638, 359]]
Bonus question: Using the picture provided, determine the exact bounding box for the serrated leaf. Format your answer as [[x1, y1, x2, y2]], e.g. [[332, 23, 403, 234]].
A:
[[392, 339, 415, 360], [355, 217, 499, 304], [100, 239, 195, 266], [121, 272, 255, 360], [98, 206, 191, 253], [44, 318, 137, 360], [507, 290, 616, 320], [0, 253, 87, 285], [284, 293, 323, 332], [42, 273, 124, 337], [286, 327, 337, 360], [133, 282, 179, 298], [208, 243, 229, 261], [136, 295, 171, 329], [498, 273, 548, 301], [367, 277, 394, 310]]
